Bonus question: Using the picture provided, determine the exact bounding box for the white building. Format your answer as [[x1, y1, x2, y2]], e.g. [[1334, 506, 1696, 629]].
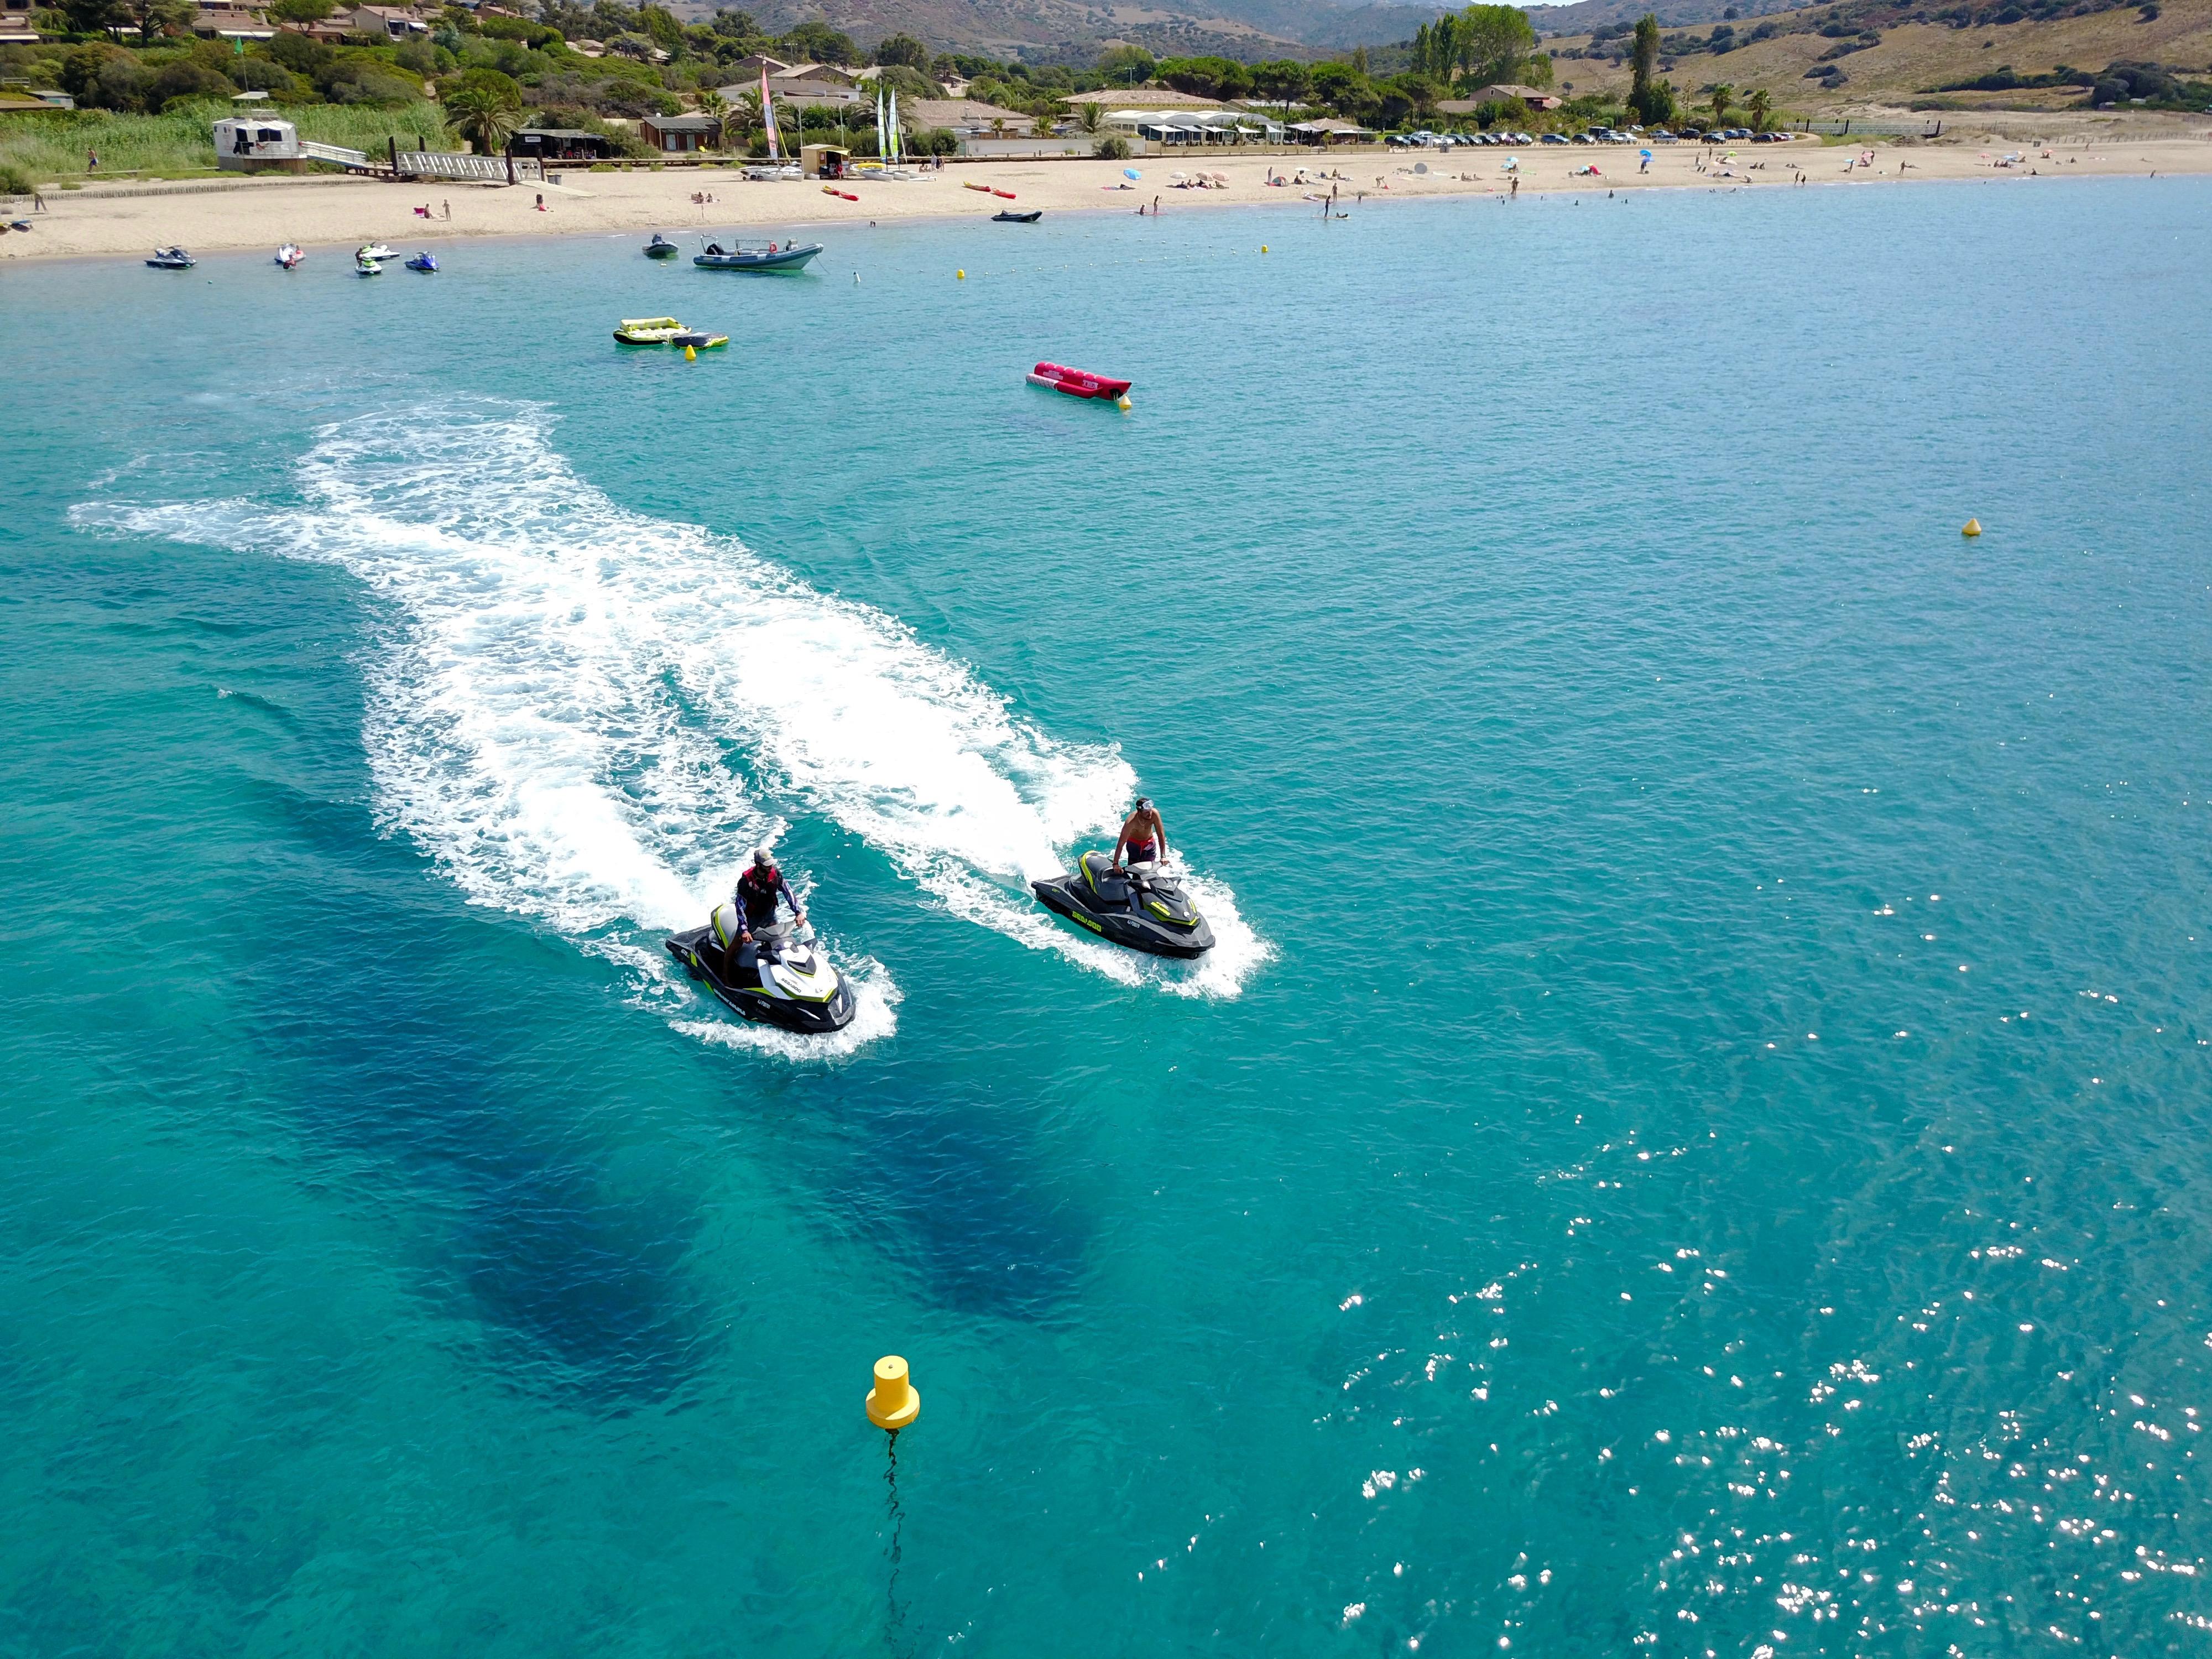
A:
[[212, 114, 300, 169]]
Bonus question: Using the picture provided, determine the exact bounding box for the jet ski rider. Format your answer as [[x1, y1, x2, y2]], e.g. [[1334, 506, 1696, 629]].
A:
[[1111, 797, 1168, 873], [722, 848, 807, 974]]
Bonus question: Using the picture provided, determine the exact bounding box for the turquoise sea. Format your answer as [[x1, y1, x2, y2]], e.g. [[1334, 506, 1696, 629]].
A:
[[5, 177, 2211, 1655]]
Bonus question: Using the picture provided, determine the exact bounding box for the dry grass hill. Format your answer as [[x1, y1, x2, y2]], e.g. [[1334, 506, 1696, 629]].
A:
[[1540, 0, 2212, 125]]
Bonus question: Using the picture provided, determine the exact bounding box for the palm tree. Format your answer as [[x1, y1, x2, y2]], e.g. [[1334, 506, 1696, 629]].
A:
[[444, 70, 524, 155], [1745, 87, 1771, 132], [1076, 98, 1105, 135], [1707, 82, 1733, 127], [697, 88, 730, 149]]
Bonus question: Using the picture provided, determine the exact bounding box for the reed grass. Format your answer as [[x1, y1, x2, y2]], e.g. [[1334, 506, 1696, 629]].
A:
[[0, 100, 457, 184]]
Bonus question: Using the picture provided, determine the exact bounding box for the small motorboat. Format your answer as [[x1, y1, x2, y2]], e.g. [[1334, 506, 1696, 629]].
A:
[[354, 256, 382, 276], [1032, 853, 1214, 958], [993, 209, 1042, 223], [404, 251, 437, 272], [274, 242, 304, 268], [644, 232, 680, 259], [1027, 361, 1132, 403], [147, 246, 195, 269], [356, 242, 396, 262], [695, 240, 823, 273]]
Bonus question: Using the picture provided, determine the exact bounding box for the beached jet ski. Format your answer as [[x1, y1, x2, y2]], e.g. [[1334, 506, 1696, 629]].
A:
[[664, 911, 857, 1032], [1031, 852, 1214, 958]]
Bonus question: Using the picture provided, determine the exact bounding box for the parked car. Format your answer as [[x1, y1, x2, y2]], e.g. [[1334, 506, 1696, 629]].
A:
[[1540, 132, 1569, 144]]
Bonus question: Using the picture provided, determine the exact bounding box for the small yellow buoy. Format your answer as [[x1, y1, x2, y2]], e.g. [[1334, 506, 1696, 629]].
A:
[[866, 1354, 920, 1431], [1962, 518, 1981, 537], [1261, 244, 1268, 253], [956, 269, 966, 280], [684, 345, 696, 361], [1116, 395, 1132, 411]]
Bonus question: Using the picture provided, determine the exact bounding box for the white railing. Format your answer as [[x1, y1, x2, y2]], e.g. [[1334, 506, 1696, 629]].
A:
[[299, 140, 371, 168], [395, 150, 540, 182]]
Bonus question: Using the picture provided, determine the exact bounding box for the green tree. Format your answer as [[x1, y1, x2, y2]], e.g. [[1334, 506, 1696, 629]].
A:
[[873, 31, 927, 69], [1745, 85, 1771, 129], [1074, 97, 1104, 133], [1093, 43, 1152, 82], [269, 0, 332, 20], [1309, 59, 1370, 116], [636, 4, 681, 49], [1707, 80, 1732, 124], [1251, 59, 1309, 105], [443, 65, 524, 151], [61, 0, 123, 37], [123, 0, 191, 39], [777, 19, 855, 65], [1626, 11, 1676, 124]]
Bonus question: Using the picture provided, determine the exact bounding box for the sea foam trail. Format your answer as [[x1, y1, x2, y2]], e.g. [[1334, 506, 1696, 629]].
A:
[[75, 404, 1268, 1016]]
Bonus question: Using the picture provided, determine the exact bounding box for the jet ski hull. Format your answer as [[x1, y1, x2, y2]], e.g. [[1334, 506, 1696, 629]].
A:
[[664, 924, 858, 1032], [1031, 868, 1215, 958]]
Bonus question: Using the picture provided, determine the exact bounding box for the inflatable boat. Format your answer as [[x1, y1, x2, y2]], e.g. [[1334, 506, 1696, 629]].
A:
[[1026, 362, 1132, 401]]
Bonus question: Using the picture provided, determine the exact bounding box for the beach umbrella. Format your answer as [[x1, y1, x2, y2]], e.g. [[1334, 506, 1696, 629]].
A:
[[1123, 168, 1141, 180], [1640, 148, 1652, 159]]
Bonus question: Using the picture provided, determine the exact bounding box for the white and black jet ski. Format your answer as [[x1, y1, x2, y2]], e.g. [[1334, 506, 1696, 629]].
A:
[[1031, 852, 1214, 958], [665, 905, 857, 1033]]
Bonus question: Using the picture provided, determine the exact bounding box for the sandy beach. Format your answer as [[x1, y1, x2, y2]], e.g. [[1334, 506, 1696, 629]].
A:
[[6, 134, 2209, 263]]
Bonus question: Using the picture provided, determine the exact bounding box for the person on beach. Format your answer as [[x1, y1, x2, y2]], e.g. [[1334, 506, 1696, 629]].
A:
[[1112, 797, 1169, 872], [442, 199, 450, 219], [87, 149, 98, 171]]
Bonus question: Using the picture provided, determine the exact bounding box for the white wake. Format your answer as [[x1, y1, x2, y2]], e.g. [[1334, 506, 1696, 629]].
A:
[[74, 404, 1267, 1040]]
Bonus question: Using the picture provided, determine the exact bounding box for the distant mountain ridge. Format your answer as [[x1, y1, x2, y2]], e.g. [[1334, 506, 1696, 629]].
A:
[[686, 0, 1797, 58], [713, 0, 1436, 58]]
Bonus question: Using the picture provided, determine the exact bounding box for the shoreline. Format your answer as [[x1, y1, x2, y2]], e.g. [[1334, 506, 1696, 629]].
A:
[[6, 137, 2210, 265]]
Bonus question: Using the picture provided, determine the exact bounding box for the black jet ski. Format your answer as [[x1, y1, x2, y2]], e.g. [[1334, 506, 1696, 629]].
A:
[[665, 910, 857, 1032], [1031, 852, 1214, 958]]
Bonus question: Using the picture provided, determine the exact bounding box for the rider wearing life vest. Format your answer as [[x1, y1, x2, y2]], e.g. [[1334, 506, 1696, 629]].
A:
[[712, 849, 807, 976]]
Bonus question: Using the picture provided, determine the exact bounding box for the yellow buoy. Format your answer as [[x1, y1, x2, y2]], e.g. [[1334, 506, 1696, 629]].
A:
[[866, 1354, 920, 1431], [1261, 244, 1268, 253], [956, 269, 966, 280], [1962, 518, 1981, 537], [684, 345, 696, 361], [1117, 395, 1132, 411]]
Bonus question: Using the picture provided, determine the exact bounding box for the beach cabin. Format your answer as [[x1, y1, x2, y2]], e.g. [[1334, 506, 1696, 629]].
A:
[[508, 127, 619, 162], [639, 112, 719, 153], [212, 114, 303, 171], [800, 143, 849, 179]]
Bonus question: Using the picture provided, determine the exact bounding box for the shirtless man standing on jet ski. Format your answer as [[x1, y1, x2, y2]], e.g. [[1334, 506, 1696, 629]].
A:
[[729, 848, 807, 972], [1111, 797, 1168, 872]]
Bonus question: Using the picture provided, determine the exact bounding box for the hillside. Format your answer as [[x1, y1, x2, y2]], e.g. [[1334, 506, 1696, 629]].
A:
[[723, 0, 1440, 57], [1538, 0, 2212, 119]]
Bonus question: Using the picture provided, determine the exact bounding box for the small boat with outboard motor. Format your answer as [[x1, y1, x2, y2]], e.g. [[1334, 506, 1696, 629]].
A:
[[147, 246, 195, 269], [695, 238, 822, 273], [1032, 852, 1214, 958], [644, 232, 681, 258], [993, 208, 1042, 223], [613, 315, 728, 348], [665, 914, 858, 1032], [404, 251, 438, 272], [274, 242, 305, 268], [1027, 361, 1132, 404]]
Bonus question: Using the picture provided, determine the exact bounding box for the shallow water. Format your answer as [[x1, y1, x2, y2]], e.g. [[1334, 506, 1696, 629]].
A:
[[4, 178, 2211, 1655]]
